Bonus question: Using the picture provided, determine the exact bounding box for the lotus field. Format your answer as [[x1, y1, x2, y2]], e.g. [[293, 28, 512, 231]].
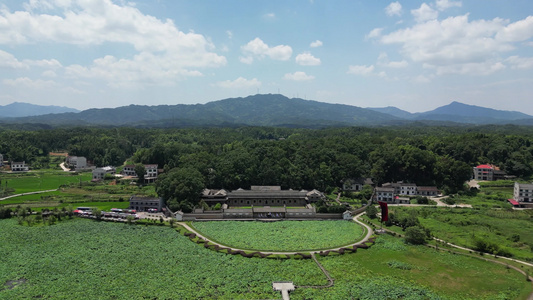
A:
[[192, 220, 365, 251], [0, 218, 530, 299]]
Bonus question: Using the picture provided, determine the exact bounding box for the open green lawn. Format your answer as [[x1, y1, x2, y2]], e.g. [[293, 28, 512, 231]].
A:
[[0, 218, 529, 299], [192, 220, 365, 251]]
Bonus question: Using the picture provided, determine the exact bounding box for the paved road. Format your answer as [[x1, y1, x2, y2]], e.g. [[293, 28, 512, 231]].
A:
[[176, 212, 374, 255]]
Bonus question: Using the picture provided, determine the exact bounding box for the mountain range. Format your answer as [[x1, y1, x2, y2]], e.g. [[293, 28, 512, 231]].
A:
[[1, 95, 532, 127], [0, 102, 79, 118]]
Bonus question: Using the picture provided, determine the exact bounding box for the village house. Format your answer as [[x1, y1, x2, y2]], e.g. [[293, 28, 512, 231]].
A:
[[66, 156, 87, 170], [122, 164, 158, 182], [417, 186, 440, 196], [374, 187, 395, 203], [92, 166, 116, 181], [128, 196, 164, 212], [342, 177, 374, 191], [512, 182, 533, 208], [382, 182, 417, 196], [473, 164, 506, 181], [11, 161, 29, 172]]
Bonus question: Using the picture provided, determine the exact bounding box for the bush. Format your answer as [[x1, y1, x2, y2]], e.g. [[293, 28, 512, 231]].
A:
[[365, 205, 378, 219]]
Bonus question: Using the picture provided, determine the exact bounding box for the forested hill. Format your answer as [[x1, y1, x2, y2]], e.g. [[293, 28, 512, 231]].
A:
[[2, 94, 532, 127], [368, 101, 533, 124], [0, 94, 398, 127]]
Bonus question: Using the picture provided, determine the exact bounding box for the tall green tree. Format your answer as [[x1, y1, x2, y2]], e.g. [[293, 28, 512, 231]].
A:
[[155, 167, 205, 212]]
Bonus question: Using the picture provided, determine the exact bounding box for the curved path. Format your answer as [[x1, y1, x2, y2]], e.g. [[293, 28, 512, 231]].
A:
[[0, 189, 58, 201], [176, 212, 374, 256]]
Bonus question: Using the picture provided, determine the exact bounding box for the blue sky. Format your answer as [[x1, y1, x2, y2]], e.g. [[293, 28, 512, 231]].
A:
[[1, 0, 533, 114]]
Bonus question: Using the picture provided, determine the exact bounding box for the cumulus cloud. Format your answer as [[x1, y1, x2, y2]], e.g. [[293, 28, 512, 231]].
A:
[[263, 13, 276, 19], [377, 52, 408, 68], [411, 3, 438, 23], [240, 37, 292, 62], [283, 71, 315, 81], [3, 77, 57, 89], [214, 77, 261, 89], [310, 40, 323, 48], [0, 49, 62, 69], [385, 2, 402, 17], [0, 0, 226, 87], [436, 0, 462, 11], [347, 65, 375, 75], [366, 28, 384, 39], [379, 14, 533, 75], [295, 52, 321, 66], [506, 56, 533, 69]]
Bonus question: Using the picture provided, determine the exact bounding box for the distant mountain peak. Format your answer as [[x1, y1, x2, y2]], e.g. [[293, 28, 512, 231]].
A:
[[0, 102, 80, 118]]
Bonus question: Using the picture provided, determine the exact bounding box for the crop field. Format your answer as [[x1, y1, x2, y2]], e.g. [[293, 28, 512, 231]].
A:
[[0, 219, 529, 299], [0, 171, 92, 194], [192, 220, 365, 251]]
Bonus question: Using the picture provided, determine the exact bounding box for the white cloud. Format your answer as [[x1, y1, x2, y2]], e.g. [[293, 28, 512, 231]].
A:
[[347, 65, 375, 75], [42, 70, 57, 77], [226, 30, 233, 39], [430, 61, 506, 75], [436, 0, 462, 11], [377, 52, 408, 68], [413, 75, 431, 83], [506, 56, 533, 69], [379, 14, 533, 75], [263, 13, 276, 19], [366, 28, 384, 39], [240, 37, 292, 62], [214, 77, 261, 89], [0, 50, 28, 69], [3, 77, 57, 89], [495, 16, 533, 43], [295, 52, 321, 66], [310, 40, 323, 48], [385, 2, 402, 17], [411, 3, 438, 23], [283, 71, 315, 81], [0, 0, 226, 87], [65, 53, 204, 88]]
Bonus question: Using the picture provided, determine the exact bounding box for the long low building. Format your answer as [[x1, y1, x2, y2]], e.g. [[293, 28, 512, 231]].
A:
[[201, 186, 325, 207]]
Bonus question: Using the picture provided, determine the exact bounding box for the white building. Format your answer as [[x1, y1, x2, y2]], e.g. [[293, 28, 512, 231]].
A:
[[122, 164, 159, 182], [374, 187, 395, 203], [11, 161, 29, 172], [66, 156, 87, 170], [92, 166, 116, 180], [514, 182, 533, 205]]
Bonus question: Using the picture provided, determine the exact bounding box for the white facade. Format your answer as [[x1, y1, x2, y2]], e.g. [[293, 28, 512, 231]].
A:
[[514, 182, 533, 203], [11, 161, 29, 172], [67, 156, 87, 170], [92, 166, 116, 180], [375, 187, 395, 202]]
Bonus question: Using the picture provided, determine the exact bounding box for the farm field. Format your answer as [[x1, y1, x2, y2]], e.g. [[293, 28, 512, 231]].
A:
[[1, 171, 92, 194], [0, 219, 530, 299], [192, 220, 365, 251], [367, 205, 533, 262]]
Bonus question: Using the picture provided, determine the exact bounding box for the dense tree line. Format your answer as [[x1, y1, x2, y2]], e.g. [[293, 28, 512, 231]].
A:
[[2, 125, 533, 201]]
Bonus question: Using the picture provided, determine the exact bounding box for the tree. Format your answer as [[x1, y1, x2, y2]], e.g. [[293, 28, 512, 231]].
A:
[[405, 226, 428, 245], [366, 204, 378, 219], [134, 164, 146, 184], [155, 167, 205, 212], [91, 208, 102, 221]]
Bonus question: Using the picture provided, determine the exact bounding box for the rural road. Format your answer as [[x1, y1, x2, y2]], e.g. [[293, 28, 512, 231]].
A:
[[0, 189, 58, 201], [176, 212, 374, 255]]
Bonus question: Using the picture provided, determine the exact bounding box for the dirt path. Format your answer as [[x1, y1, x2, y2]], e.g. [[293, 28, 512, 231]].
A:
[[176, 212, 374, 255]]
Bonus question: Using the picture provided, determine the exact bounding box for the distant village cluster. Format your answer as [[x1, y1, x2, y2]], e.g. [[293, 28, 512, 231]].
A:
[[2, 153, 533, 219]]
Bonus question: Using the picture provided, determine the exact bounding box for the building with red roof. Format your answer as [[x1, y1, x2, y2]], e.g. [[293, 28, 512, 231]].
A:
[[472, 164, 506, 181]]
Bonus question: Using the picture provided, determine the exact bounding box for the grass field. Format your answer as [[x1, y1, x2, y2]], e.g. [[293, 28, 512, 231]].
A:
[[192, 220, 365, 251], [0, 218, 529, 299], [1, 171, 92, 194]]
